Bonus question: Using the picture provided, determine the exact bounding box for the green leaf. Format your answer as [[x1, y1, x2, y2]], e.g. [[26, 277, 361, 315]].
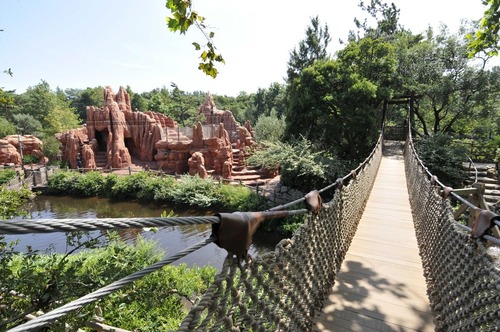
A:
[[192, 42, 201, 50]]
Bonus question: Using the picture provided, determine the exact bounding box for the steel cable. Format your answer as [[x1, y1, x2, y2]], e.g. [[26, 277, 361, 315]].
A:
[[0, 216, 220, 234]]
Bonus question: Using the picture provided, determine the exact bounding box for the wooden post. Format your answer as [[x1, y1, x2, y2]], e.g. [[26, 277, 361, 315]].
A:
[[128, 166, 131, 175]]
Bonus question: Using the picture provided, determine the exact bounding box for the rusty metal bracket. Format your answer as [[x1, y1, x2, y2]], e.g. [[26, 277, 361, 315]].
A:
[[212, 211, 290, 259], [305, 190, 322, 215]]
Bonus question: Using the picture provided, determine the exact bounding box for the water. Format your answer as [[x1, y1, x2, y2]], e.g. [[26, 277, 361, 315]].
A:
[[6, 195, 284, 270]]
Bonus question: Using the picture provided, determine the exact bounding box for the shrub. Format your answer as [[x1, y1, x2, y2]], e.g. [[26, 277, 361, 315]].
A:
[[74, 171, 108, 196], [0, 169, 16, 186], [415, 133, 468, 188], [216, 184, 268, 211], [22, 154, 40, 165], [3, 234, 217, 330], [47, 170, 265, 211], [168, 175, 218, 208], [254, 110, 286, 142], [109, 171, 153, 200], [0, 186, 34, 219], [249, 137, 349, 193], [48, 171, 82, 195]]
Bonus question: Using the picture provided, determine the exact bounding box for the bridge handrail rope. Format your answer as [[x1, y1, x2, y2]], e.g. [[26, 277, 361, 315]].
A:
[[407, 125, 500, 243], [405, 123, 500, 330], [7, 133, 385, 331]]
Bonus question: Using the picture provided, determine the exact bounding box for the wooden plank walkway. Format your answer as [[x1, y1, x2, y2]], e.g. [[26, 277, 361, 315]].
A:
[[315, 143, 435, 331]]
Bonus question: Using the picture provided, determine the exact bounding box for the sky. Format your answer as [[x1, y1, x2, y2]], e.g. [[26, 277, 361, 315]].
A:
[[0, 0, 495, 96]]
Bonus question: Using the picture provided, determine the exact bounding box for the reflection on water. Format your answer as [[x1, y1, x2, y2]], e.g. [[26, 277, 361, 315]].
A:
[[7, 195, 284, 270]]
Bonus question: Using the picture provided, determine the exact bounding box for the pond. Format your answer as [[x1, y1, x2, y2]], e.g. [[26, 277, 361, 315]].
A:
[[6, 195, 285, 270]]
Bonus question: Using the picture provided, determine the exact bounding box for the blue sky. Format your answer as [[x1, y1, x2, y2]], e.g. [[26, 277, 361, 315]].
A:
[[0, 0, 495, 96]]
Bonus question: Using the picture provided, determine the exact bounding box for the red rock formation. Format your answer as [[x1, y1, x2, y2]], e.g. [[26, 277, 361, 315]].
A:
[[0, 139, 21, 164], [188, 151, 208, 178], [1, 135, 47, 165], [82, 144, 96, 169], [198, 94, 256, 153], [105, 94, 132, 168], [58, 86, 178, 169], [56, 89, 246, 178], [56, 128, 88, 168]]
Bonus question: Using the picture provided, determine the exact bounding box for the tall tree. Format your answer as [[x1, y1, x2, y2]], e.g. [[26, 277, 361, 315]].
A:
[[395, 26, 496, 136], [285, 36, 396, 160], [17, 80, 55, 125], [65, 87, 103, 121], [286, 16, 331, 83]]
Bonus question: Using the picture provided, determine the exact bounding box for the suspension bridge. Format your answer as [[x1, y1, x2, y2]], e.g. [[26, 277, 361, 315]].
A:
[[2, 129, 500, 331]]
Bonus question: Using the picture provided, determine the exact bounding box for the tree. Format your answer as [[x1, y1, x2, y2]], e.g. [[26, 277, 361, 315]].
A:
[[169, 86, 201, 126], [287, 16, 331, 83], [0, 117, 16, 137], [43, 97, 81, 136], [395, 26, 497, 136], [65, 87, 103, 121], [254, 110, 286, 142], [131, 93, 148, 112], [246, 83, 286, 123], [16, 81, 56, 125], [285, 36, 396, 160], [147, 92, 168, 114], [0, 88, 16, 120], [467, 0, 500, 56], [12, 113, 42, 135], [354, 0, 401, 40]]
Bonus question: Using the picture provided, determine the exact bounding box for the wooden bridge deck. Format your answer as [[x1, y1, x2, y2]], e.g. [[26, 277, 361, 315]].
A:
[[315, 143, 435, 331]]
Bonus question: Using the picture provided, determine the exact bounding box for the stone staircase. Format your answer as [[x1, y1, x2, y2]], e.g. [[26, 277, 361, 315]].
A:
[[230, 148, 265, 186], [95, 151, 107, 169], [166, 128, 192, 143], [464, 162, 500, 210]]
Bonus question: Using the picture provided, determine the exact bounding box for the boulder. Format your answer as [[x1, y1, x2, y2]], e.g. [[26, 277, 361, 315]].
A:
[[0, 139, 21, 164]]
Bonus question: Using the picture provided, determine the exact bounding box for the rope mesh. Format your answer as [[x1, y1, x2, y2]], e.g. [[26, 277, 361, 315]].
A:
[[404, 140, 500, 331], [177, 138, 383, 331]]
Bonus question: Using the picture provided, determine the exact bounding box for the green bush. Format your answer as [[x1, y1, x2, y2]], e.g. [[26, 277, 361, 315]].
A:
[[0, 169, 16, 186], [216, 183, 268, 211], [415, 133, 468, 188], [254, 110, 286, 142], [22, 154, 40, 165], [261, 212, 306, 236], [109, 172, 151, 200], [168, 175, 218, 208], [47, 171, 265, 211], [3, 234, 217, 330], [0, 186, 34, 219], [74, 171, 109, 196], [249, 138, 349, 193], [47, 171, 82, 195]]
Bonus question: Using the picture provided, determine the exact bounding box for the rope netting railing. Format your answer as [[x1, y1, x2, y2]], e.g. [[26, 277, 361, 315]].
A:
[[404, 132, 500, 331], [177, 136, 383, 331]]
